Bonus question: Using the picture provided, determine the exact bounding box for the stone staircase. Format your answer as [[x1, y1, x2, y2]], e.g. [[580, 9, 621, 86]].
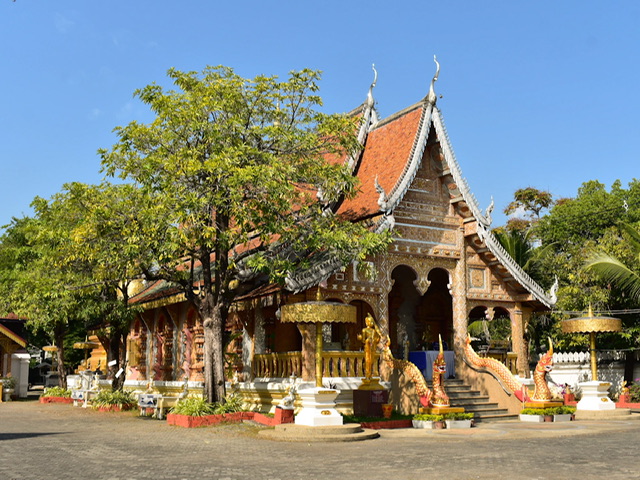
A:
[[429, 379, 518, 422]]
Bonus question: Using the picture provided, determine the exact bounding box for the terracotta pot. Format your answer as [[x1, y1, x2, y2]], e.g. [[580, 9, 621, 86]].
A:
[[433, 421, 446, 430], [543, 415, 553, 422], [381, 403, 393, 419]]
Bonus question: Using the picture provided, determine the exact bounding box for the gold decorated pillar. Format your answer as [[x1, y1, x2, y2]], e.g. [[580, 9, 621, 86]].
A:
[[452, 226, 468, 357], [297, 323, 317, 382], [512, 303, 529, 377]]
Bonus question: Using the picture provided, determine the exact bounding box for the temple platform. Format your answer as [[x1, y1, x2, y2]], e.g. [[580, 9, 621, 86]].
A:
[[420, 406, 465, 415], [524, 401, 563, 409]]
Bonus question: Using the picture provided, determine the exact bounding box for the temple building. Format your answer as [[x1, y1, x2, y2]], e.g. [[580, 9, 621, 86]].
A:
[[1, 314, 30, 399], [124, 62, 556, 414]]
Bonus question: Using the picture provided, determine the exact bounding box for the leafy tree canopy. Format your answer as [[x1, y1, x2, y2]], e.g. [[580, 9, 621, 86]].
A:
[[99, 66, 392, 401]]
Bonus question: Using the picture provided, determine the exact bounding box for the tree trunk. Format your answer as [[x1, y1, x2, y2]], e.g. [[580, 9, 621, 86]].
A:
[[109, 331, 127, 391], [54, 326, 67, 390], [202, 303, 227, 404]]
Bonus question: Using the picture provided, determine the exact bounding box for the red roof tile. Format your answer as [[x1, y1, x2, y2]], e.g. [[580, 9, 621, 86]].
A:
[[338, 104, 424, 220]]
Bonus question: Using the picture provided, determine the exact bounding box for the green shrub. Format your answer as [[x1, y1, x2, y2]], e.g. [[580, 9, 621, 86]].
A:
[[213, 394, 244, 414], [171, 396, 216, 416], [413, 414, 444, 421], [555, 406, 576, 415], [171, 394, 246, 417], [443, 412, 474, 421], [42, 386, 71, 398], [630, 381, 640, 403], [520, 408, 545, 415], [92, 390, 136, 409]]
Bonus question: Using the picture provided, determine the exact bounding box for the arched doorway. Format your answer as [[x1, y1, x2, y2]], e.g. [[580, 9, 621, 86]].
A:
[[388, 265, 420, 353], [417, 268, 453, 351], [388, 265, 454, 353]]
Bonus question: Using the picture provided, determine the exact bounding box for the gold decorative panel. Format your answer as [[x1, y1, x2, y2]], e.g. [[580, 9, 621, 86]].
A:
[[469, 268, 486, 289]]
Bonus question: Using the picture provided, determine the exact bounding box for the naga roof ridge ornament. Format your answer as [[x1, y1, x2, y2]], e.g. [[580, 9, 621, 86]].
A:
[[366, 63, 378, 109], [374, 174, 389, 212], [426, 55, 440, 105]]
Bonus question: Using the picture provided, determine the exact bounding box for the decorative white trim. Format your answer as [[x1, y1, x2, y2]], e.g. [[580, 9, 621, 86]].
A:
[[476, 224, 556, 307], [383, 103, 434, 212]]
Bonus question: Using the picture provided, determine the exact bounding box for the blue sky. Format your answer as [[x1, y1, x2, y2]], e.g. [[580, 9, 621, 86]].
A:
[[1, 1, 638, 231]]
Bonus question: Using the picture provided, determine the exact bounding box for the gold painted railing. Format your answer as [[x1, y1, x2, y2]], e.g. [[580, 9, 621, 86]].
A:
[[320, 351, 379, 378], [252, 351, 378, 379], [252, 352, 303, 378]]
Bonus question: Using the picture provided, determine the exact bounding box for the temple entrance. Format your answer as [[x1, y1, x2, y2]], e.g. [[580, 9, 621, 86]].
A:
[[388, 265, 453, 355]]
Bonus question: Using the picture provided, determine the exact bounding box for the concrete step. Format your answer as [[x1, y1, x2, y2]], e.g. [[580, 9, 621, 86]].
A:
[[258, 423, 380, 442], [473, 413, 519, 423]]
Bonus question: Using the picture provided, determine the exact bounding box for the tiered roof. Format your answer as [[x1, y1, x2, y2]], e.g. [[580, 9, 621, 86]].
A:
[[132, 59, 556, 308]]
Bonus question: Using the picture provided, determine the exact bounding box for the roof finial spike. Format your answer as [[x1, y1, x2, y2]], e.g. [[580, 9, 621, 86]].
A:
[[366, 63, 378, 108], [426, 55, 440, 105]]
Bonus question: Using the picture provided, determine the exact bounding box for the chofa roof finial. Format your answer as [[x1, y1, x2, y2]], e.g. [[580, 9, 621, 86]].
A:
[[426, 55, 440, 105], [366, 63, 378, 108]]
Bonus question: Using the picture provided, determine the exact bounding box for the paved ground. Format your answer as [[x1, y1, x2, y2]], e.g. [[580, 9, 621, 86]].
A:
[[1, 400, 640, 480]]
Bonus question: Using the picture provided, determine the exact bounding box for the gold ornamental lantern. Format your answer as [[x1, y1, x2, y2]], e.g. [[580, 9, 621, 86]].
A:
[[561, 306, 621, 381], [280, 290, 356, 387]]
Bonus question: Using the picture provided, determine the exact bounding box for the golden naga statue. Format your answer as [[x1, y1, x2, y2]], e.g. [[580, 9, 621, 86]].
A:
[[531, 338, 554, 402], [379, 335, 432, 406], [464, 335, 528, 402], [358, 313, 381, 383], [430, 335, 450, 407]]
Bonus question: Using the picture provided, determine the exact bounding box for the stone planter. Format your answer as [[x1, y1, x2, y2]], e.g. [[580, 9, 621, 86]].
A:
[[553, 414, 572, 422], [2, 388, 15, 402], [433, 420, 446, 430], [412, 420, 434, 429], [519, 414, 544, 423], [445, 419, 472, 429], [166, 411, 255, 428]]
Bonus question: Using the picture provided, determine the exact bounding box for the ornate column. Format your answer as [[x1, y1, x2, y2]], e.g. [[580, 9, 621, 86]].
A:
[[451, 226, 468, 357], [512, 302, 530, 377]]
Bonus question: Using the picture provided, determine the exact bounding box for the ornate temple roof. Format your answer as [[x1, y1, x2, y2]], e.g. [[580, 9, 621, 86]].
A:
[[288, 57, 556, 307], [131, 59, 556, 308]]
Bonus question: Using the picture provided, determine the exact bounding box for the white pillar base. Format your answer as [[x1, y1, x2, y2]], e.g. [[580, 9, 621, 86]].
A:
[[577, 381, 616, 411], [294, 387, 343, 427]]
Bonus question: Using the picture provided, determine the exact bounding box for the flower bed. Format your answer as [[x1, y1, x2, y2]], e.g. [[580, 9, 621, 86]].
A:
[[167, 411, 255, 428], [39, 396, 74, 404]]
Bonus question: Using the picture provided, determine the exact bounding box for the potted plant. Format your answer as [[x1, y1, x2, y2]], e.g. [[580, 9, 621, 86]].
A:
[[519, 407, 545, 422], [443, 412, 474, 429], [552, 405, 575, 422], [542, 407, 555, 422], [412, 413, 443, 429], [2, 375, 16, 401]]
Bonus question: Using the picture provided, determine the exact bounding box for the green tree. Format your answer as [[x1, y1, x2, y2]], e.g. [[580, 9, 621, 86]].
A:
[[584, 222, 640, 302], [99, 66, 391, 402], [534, 180, 640, 376], [0, 213, 89, 388], [503, 187, 554, 232]]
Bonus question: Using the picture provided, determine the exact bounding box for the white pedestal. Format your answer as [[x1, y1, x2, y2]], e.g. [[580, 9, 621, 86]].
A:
[[577, 381, 615, 411], [294, 387, 343, 427]]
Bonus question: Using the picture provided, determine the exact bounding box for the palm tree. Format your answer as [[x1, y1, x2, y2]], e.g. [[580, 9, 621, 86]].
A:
[[584, 223, 640, 301], [493, 228, 555, 282]]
